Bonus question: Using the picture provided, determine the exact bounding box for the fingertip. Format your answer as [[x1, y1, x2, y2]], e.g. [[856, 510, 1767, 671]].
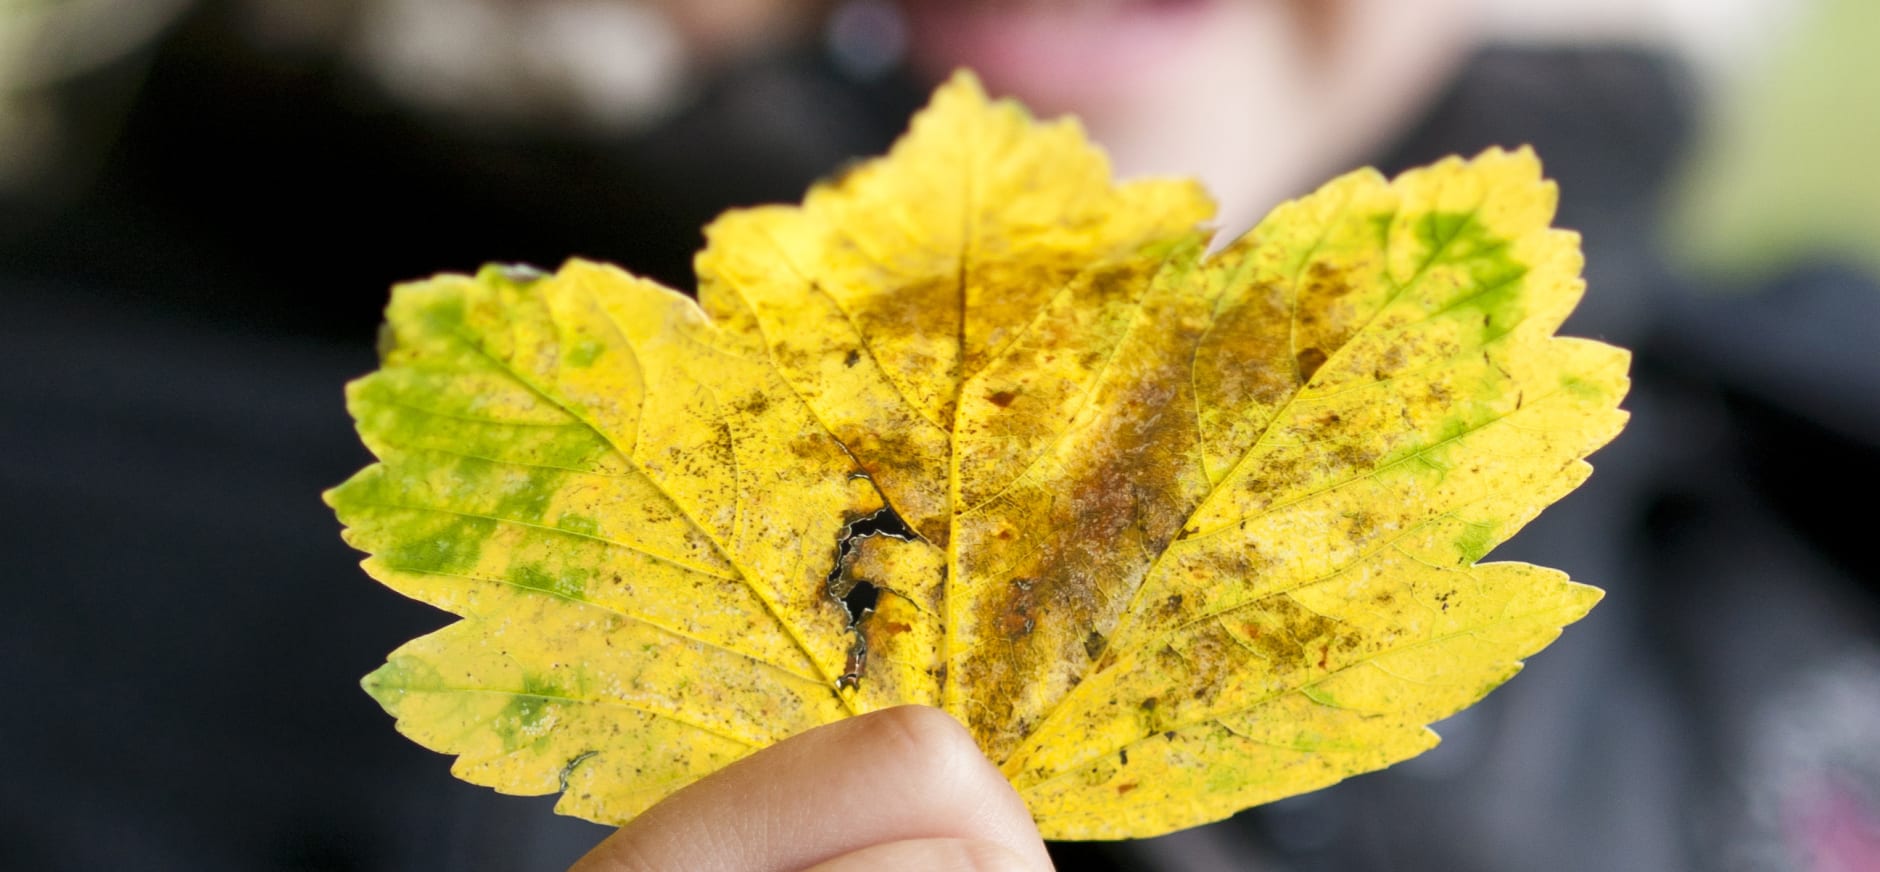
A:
[[568, 706, 1052, 872], [799, 837, 1043, 872], [839, 705, 990, 789]]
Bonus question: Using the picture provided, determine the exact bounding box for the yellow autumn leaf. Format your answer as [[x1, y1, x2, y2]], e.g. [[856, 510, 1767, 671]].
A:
[[327, 71, 1626, 840]]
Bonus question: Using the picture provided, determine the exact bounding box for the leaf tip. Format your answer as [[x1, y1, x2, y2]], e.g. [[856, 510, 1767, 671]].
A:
[[359, 659, 408, 714], [938, 67, 988, 98], [1564, 579, 1606, 613]]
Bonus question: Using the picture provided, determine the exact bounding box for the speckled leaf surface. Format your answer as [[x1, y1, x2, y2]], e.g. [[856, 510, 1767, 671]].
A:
[[328, 72, 1627, 840]]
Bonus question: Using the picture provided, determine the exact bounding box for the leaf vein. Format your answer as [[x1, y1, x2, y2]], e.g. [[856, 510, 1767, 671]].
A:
[[373, 564, 823, 683]]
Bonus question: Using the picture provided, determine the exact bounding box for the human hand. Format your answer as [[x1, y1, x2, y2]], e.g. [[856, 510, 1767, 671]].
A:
[[569, 705, 1056, 872]]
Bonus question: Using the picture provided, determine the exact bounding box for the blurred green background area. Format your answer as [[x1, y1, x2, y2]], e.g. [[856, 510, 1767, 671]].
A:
[[1668, 0, 1880, 284]]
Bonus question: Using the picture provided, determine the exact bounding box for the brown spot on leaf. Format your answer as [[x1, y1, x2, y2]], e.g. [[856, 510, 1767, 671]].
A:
[[1296, 347, 1329, 382], [1228, 596, 1347, 672], [999, 577, 1039, 639], [988, 390, 1018, 408], [1331, 440, 1380, 472], [787, 435, 830, 463], [1306, 260, 1355, 296]]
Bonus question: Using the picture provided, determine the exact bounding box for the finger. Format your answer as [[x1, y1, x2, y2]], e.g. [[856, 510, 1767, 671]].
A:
[[570, 705, 1054, 872], [799, 838, 1033, 872]]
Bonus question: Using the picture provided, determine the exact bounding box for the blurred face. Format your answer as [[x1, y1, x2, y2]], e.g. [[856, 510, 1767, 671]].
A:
[[898, 0, 1478, 232]]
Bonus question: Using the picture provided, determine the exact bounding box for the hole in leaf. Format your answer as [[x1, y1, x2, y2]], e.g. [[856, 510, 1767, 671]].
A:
[[825, 505, 915, 690], [841, 579, 881, 619], [844, 505, 916, 543]]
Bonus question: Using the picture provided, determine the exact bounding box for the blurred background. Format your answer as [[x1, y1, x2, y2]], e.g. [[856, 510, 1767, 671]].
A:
[[3, 0, 1877, 869]]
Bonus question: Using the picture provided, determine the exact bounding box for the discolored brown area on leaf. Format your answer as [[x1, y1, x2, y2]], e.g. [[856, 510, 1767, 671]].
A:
[[949, 244, 1221, 759]]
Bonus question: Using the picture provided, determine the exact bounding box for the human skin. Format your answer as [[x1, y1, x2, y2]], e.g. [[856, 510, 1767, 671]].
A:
[[569, 706, 1056, 872]]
